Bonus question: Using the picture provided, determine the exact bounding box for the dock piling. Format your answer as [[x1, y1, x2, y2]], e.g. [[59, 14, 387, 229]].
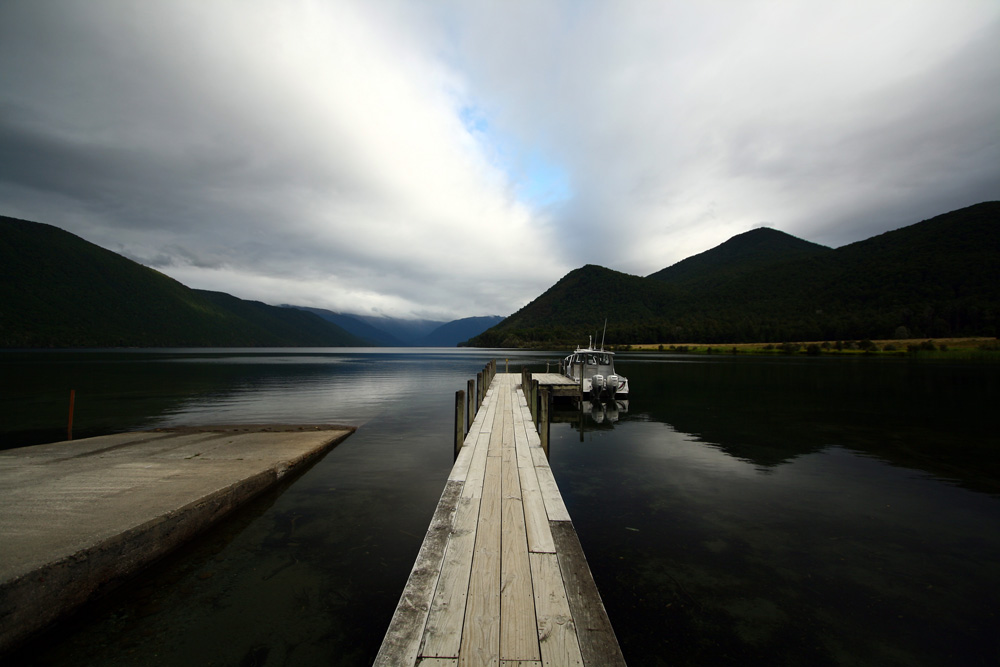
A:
[[540, 386, 550, 457], [454, 390, 465, 460], [467, 379, 475, 426], [67, 389, 75, 441], [531, 378, 539, 426], [477, 371, 484, 411]]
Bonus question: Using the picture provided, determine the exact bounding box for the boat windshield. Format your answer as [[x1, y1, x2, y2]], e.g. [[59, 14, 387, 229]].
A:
[[574, 353, 612, 366]]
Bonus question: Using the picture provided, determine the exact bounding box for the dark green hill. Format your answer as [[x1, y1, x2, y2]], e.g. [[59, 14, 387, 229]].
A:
[[468, 202, 1000, 346], [0, 216, 366, 347], [649, 227, 831, 286], [468, 265, 687, 347]]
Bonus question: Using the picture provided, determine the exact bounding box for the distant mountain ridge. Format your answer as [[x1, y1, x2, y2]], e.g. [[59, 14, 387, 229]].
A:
[[420, 316, 504, 346], [0, 216, 366, 347], [287, 307, 408, 346], [285, 308, 503, 346], [0, 215, 503, 348], [468, 202, 1000, 346], [6, 202, 997, 348]]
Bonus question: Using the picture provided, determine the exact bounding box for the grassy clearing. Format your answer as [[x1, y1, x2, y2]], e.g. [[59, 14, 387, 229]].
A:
[[623, 337, 1000, 359]]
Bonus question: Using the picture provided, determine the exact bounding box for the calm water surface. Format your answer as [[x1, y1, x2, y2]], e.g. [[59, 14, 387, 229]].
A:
[[1, 349, 997, 665]]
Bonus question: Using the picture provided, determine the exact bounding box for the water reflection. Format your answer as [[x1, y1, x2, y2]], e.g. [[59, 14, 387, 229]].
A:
[[2, 350, 997, 666], [614, 355, 1000, 493], [551, 399, 629, 432], [0, 348, 551, 449], [549, 354, 1000, 665]]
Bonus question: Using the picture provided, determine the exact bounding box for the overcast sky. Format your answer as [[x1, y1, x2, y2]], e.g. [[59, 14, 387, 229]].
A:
[[2, 1, 998, 320]]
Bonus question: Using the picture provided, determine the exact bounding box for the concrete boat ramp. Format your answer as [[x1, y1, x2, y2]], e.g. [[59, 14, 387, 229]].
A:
[[0, 425, 353, 653]]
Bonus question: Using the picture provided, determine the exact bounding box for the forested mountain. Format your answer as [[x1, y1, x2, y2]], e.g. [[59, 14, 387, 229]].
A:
[[0, 216, 367, 347], [420, 316, 504, 347], [5, 201, 996, 349], [467, 202, 1000, 346], [648, 227, 831, 286]]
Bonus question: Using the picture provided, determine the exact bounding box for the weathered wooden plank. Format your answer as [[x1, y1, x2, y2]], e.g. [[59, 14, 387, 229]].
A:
[[452, 377, 498, 484], [421, 495, 481, 658], [450, 438, 477, 483], [500, 446, 539, 662], [459, 455, 502, 665], [420, 658, 459, 666], [518, 464, 556, 554], [511, 390, 535, 471], [488, 386, 507, 457], [499, 662, 542, 667], [529, 447, 571, 523], [462, 403, 487, 446], [529, 552, 584, 666], [500, 381, 515, 453], [462, 397, 497, 500], [549, 521, 626, 667], [516, 401, 542, 447], [374, 480, 464, 666], [478, 382, 498, 435]]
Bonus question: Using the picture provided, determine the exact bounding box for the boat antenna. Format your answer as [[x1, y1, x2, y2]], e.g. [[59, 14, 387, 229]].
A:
[[600, 319, 607, 351]]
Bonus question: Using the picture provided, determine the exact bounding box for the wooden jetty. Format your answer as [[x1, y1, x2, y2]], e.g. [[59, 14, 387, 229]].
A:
[[529, 373, 581, 399], [376, 371, 625, 666]]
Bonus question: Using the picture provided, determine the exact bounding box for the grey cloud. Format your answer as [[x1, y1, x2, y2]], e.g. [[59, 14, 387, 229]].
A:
[[1, 0, 997, 318]]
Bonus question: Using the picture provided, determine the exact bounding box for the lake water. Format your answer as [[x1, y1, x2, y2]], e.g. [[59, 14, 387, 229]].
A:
[[2, 349, 998, 665]]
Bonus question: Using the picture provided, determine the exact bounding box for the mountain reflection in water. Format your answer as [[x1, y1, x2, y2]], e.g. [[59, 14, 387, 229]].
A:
[[550, 354, 999, 665]]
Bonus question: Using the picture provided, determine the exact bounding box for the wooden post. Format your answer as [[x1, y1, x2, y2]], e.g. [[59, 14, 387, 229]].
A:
[[477, 371, 484, 410], [467, 378, 475, 425], [540, 387, 550, 458], [67, 389, 76, 441], [531, 378, 539, 426], [455, 390, 465, 459]]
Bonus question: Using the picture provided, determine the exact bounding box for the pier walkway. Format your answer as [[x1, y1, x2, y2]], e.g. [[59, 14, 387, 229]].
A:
[[376, 373, 624, 666], [531, 373, 581, 399]]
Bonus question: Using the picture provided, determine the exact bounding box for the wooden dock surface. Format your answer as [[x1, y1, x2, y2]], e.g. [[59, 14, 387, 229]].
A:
[[375, 373, 624, 666], [531, 373, 581, 399]]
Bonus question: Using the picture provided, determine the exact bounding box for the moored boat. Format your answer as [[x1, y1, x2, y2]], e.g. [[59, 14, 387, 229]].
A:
[[561, 336, 629, 402]]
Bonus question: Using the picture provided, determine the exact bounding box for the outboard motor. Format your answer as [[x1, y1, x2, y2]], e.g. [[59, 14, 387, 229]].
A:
[[590, 374, 606, 401], [607, 374, 621, 397]]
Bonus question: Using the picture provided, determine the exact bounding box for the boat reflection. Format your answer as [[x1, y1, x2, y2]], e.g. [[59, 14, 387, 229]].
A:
[[550, 399, 629, 436]]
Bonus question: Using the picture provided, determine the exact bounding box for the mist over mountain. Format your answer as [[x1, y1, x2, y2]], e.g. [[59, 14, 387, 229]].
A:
[[420, 316, 504, 347], [284, 309, 502, 347]]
